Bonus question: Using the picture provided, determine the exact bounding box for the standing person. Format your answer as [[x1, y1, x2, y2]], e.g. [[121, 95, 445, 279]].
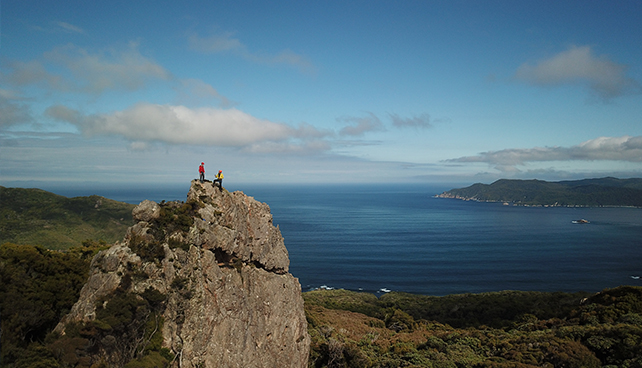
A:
[[213, 170, 223, 190], [199, 162, 205, 182]]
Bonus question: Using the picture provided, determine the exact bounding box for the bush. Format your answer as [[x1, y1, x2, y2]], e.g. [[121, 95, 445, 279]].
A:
[[304, 288, 642, 368], [0, 243, 95, 366], [124, 351, 169, 368]]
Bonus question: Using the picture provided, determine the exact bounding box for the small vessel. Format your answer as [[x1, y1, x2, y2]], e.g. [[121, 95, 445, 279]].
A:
[[380, 288, 391, 293], [572, 219, 590, 224]]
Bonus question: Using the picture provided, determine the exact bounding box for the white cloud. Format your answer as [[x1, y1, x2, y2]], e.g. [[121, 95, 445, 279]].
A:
[[176, 78, 235, 108], [259, 49, 314, 72], [447, 136, 642, 172], [0, 132, 439, 185], [290, 122, 333, 140], [187, 31, 315, 73], [243, 139, 331, 155], [3, 42, 171, 94], [2, 43, 237, 116], [338, 112, 436, 135], [389, 113, 432, 129], [514, 45, 640, 100], [0, 91, 33, 128], [45, 103, 329, 151], [29, 21, 86, 35], [56, 21, 85, 34], [46, 42, 172, 93], [188, 31, 244, 53], [338, 113, 385, 136], [2, 59, 66, 90], [128, 141, 150, 151]]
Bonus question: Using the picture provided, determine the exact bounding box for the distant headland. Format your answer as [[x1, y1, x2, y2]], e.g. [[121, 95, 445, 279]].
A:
[[435, 177, 642, 207]]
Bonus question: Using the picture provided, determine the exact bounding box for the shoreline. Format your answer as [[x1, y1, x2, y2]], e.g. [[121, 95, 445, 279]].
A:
[[433, 193, 642, 209]]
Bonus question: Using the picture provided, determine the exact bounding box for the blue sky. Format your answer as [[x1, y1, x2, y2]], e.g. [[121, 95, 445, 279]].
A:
[[1, 0, 641, 187]]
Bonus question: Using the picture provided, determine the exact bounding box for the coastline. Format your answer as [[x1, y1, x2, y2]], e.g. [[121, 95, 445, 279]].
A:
[[434, 192, 642, 208]]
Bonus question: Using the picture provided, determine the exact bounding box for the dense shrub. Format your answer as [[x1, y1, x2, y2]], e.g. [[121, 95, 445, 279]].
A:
[[152, 199, 202, 239], [128, 199, 203, 259], [0, 243, 98, 366], [49, 281, 170, 367], [305, 287, 642, 367], [128, 234, 165, 263]]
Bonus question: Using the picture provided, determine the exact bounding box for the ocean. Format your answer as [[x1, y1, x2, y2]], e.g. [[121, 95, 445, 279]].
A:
[[52, 183, 642, 296]]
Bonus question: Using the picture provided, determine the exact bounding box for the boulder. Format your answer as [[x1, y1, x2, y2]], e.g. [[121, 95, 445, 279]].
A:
[[132, 199, 161, 222]]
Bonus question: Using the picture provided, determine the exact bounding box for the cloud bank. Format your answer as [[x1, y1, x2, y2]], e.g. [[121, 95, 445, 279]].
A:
[[0, 42, 234, 127], [338, 113, 385, 136], [389, 113, 432, 129], [45, 103, 330, 153], [3, 42, 171, 95], [447, 136, 642, 172], [188, 31, 315, 73], [0, 89, 33, 128], [514, 45, 641, 100]]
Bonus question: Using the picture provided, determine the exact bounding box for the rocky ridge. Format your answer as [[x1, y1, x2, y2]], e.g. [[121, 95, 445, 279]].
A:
[[54, 180, 309, 367]]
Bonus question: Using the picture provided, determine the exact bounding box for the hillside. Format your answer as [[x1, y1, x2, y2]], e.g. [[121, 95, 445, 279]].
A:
[[5, 243, 641, 368], [2, 183, 642, 367], [0, 186, 135, 249], [435, 177, 642, 207], [304, 288, 642, 367]]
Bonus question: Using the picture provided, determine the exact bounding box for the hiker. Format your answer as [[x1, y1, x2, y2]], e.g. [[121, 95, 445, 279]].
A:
[[213, 170, 223, 190], [199, 162, 205, 182]]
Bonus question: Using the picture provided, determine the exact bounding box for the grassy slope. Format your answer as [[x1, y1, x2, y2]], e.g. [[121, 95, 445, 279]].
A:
[[0, 186, 135, 250]]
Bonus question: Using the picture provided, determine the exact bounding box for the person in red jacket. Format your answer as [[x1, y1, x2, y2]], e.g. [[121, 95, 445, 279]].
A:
[[198, 162, 205, 182]]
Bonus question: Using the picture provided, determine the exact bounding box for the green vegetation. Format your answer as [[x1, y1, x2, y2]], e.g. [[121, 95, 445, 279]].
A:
[[127, 198, 204, 263], [305, 289, 590, 329], [4, 184, 642, 367], [4, 241, 642, 367], [0, 242, 106, 367], [0, 242, 173, 367], [0, 186, 135, 250], [45, 284, 171, 368], [0, 187, 200, 366], [439, 177, 642, 207], [304, 287, 642, 367], [50, 285, 170, 367], [151, 199, 203, 248]]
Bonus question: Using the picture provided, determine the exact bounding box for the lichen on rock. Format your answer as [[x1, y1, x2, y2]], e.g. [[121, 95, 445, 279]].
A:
[[53, 180, 310, 368], [132, 199, 161, 222]]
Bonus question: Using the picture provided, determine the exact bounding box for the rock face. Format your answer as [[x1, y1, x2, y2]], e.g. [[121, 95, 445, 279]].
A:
[[54, 180, 310, 368]]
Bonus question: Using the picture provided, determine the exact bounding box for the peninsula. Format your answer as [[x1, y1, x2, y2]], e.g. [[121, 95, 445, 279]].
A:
[[435, 177, 642, 207]]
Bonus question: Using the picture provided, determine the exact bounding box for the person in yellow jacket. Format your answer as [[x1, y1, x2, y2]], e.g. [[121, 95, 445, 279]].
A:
[[213, 170, 223, 191]]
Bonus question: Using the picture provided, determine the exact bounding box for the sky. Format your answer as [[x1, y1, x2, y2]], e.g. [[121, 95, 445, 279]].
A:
[[1, 0, 642, 188]]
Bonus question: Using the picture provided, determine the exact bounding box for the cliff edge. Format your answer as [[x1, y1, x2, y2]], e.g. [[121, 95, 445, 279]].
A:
[[53, 180, 310, 368]]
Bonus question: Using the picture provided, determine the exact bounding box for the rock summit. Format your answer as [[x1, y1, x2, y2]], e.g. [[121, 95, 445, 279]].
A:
[[54, 180, 310, 367]]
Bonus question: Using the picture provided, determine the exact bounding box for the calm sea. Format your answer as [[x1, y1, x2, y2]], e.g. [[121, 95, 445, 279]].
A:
[[52, 183, 642, 296]]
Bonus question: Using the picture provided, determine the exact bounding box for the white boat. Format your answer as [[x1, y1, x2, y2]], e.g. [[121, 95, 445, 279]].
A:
[[572, 219, 590, 224]]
